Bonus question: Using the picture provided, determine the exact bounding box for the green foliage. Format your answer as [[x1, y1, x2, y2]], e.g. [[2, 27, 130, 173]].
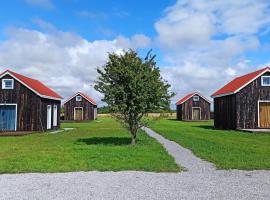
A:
[[97, 106, 110, 114], [95, 50, 174, 144], [0, 118, 180, 173], [149, 119, 270, 170]]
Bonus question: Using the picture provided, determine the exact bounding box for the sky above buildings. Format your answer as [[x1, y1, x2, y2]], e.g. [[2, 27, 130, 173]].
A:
[[0, 0, 270, 106]]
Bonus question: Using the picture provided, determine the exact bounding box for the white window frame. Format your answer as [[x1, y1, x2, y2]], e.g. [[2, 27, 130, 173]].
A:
[[261, 76, 270, 86], [193, 95, 199, 101], [2, 79, 14, 89], [76, 96, 82, 101], [53, 105, 58, 126]]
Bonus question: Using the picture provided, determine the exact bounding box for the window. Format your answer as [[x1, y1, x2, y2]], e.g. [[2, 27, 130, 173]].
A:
[[76, 95, 82, 101], [193, 96, 199, 101], [2, 79, 14, 89], [261, 76, 270, 86]]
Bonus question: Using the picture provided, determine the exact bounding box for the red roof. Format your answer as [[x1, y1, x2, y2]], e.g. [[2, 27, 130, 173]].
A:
[[0, 70, 62, 100], [64, 92, 97, 105], [176, 92, 211, 105], [211, 67, 270, 98]]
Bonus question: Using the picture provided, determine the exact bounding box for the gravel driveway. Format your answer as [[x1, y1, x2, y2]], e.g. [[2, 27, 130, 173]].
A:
[[0, 128, 269, 200]]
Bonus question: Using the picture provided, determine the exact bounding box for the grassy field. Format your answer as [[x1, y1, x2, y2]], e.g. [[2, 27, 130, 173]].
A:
[[149, 119, 270, 170], [0, 117, 180, 173]]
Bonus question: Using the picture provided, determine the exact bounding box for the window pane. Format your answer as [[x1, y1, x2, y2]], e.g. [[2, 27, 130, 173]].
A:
[[263, 77, 270, 85]]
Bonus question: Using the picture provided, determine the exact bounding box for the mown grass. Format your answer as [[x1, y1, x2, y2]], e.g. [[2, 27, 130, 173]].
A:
[[149, 119, 270, 170], [0, 117, 180, 173]]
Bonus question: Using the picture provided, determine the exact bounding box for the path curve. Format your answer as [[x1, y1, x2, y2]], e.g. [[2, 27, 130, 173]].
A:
[[142, 127, 215, 173]]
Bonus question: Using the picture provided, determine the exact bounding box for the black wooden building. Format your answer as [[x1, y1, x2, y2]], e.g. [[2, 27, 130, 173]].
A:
[[0, 70, 62, 132], [211, 67, 270, 129], [64, 92, 97, 121], [176, 92, 211, 121]]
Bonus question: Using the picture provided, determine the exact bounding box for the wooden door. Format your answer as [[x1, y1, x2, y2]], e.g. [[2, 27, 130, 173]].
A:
[[74, 108, 83, 121], [47, 105, 52, 130], [0, 105, 16, 131], [192, 108, 200, 120], [259, 102, 270, 128]]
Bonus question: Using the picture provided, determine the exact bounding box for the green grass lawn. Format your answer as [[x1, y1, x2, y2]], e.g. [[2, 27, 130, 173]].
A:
[[0, 117, 180, 173], [149, 119, 270, 170]]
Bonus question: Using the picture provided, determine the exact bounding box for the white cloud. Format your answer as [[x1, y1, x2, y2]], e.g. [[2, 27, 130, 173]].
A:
[[154, 0, 270, 105], [25, 0, 54, 9], [116, 34, 152, 49]]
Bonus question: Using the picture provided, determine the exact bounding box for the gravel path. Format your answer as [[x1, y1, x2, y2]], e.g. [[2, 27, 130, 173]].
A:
[[0, 128, 269, 200]]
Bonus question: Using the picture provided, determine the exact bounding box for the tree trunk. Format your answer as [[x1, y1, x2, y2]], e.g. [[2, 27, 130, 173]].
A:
[[131, 130, 137, 145]]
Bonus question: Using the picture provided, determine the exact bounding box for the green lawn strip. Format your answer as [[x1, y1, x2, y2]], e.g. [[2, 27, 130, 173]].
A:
[[0, 117, 180, 173], [149, 119, 270, 170]]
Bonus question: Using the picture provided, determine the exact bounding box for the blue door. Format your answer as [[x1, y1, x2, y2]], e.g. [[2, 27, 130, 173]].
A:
[[0, 105, 16, 131]]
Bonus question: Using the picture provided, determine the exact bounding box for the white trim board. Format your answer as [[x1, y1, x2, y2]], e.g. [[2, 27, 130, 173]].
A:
[[0, 71, 62, 101], [63, 92, 96, 105], [0, 103, 17, 131]]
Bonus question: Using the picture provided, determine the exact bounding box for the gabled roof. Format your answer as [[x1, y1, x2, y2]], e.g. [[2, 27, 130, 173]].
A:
[[0, 70, 62, 100], [64, 92, 97, 105], [175, 92, 211, 105], [211, 67, 270, 98]]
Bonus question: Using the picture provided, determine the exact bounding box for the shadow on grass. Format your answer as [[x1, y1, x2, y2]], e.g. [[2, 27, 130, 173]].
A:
[[77, 137, 132, 146], [166, 119, 178, 121], [192, 125, 215, 130]]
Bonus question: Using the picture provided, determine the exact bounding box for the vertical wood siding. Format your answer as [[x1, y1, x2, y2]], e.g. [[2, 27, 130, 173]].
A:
[[177, 96, 210, 121], [64, 95, 96, 120], [0, 74, 61, 131]]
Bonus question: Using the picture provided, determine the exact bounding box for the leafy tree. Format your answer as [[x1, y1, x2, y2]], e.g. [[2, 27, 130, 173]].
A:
[[95, 50, 174, 144]]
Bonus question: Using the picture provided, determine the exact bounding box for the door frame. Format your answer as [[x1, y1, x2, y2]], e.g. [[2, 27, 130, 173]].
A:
[[257, 100, 270, 128], [192, 107, 201, 120], [0, 104, 17, 131], [47, 105, 52, 130], [74, 107, 83, 121]]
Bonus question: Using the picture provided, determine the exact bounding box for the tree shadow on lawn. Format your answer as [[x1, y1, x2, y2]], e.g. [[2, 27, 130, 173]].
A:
[[76, 137, 133, 146], [192, 125, 215, 130]]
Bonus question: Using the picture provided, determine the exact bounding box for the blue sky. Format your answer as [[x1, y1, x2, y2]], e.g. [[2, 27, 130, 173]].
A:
[[0, 0, 270, 106]]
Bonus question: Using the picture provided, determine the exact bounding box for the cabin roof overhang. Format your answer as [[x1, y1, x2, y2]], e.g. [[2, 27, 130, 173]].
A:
[[0, 70, 63, 101], [211, 67, 270, 98], [63, 92, 97, 106], [175, 92, 211, 105]]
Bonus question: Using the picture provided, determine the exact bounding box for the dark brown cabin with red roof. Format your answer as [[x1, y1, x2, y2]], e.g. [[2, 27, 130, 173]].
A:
[[176, 92, 211, 121], [0, 70, 62, 132], [63, 92, 97, 121], [211, 67, 270, 130]]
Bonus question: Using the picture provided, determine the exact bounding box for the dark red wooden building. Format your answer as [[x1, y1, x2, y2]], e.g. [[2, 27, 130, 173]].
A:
[[176, 92, 211, 121], [212, 67, 270, 129], [0, 70, 62, 132], [64, 92, 97, 121]]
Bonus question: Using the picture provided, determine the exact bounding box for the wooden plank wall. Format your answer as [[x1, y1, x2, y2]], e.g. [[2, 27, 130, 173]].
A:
[[178, 96, 210, 121], [176, 105, 182, 120], [64, 95, 95, 120], [0, 74, 61, 131], [214, 95, 237, 129]]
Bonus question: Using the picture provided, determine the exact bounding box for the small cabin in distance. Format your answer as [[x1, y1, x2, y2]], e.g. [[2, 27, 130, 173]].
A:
[[212, 67, 270, 130], [0, 70, 62, 132], [64, 92, 97, 121], [176, 92, 211, 121]]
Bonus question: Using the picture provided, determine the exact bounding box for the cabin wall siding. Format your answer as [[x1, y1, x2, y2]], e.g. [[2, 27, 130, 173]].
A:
[[176, 105, 182, 120], [0, 74, 61, 132], [214, 95, 237, 129], [214, 71, 270, 129], [177, 96, 210, 121], [64, 96, 96, 120]]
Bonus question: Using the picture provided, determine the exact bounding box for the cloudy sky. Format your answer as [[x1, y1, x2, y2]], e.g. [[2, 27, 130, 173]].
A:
[[1, 0, 270, 107]]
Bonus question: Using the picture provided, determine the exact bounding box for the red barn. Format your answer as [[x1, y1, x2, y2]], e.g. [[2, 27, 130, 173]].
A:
[[176, 92, 211, 121], [64, 92, 97, 121], [0, 70, 62, 132]]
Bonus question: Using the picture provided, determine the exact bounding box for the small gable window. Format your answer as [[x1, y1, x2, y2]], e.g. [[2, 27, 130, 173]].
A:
[[261, 76, 270, 86], [193, 96, 199, 101], [2, 79, 14, 89], [76, 95, 82, 101]]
